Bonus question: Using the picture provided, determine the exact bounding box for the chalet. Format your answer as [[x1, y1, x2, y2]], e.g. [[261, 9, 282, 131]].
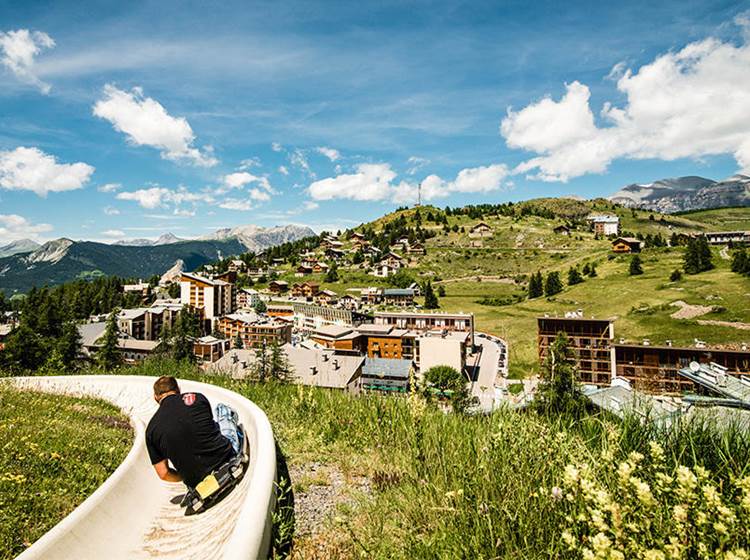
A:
[[350, 232, 366, 243], [268, 280, 289, 294], [362, 246, 381, 258], [382, 288, 416, 307], [406, 242, 426, 255], [553, 225, 571, 236], [322, 239, 344, 250], [612, 237, 642, 254], [371, 262, 401, 278], [271, 257, 286, 265], [339, 294, 360, 310], [408, 282, 422, 297], [123, 281, 151, 298], [292, 282, 320, 299], [296, 265, 314, 277], [325, 248, 346, 260], [316, 289, 339, 306], [300, 257, 318, 268], [587, 215, 620, 236], [313, 262, 330, 274], [382, 252, 405, 268], [361, 287, 383, 304], [228, 259, 247, 273], [266, 304, 294, 318], [469, 222, 493, 238]]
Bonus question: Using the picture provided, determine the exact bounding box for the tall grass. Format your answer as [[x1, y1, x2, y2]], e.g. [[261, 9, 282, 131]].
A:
[[5, 359, 750, 558]]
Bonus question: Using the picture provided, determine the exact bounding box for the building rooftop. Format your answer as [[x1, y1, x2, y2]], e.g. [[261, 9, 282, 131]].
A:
[[357, 323, 394, 335], [383, 289, 415, 296], [314, 325, 355, 339], [285, 345, 364, 389], [78, 322, 107, 347], [362, 357, 412, 379], [118, 308, 147, 320], [679, 362, 750, 404], [181, 272, 229, 286]]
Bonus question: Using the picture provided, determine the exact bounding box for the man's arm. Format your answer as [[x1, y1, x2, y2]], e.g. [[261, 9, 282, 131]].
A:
[[153, 459, 183, 482]]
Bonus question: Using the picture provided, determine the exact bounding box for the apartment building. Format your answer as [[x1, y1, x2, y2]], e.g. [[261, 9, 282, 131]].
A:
[[537, 315, 616, 386], [374, 311, 475, 345], [180, 272, 235, 327], [218, 312, 292, 349]]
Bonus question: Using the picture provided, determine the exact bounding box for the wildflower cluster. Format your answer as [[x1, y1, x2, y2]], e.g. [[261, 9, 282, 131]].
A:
[[555, 440, 750, 559]]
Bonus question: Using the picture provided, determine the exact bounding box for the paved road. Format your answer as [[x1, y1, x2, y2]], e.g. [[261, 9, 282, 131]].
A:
[[470, 334, 508, 412]]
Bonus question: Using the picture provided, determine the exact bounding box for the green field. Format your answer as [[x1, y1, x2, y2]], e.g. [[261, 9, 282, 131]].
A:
[[0, 386, 132, 559]]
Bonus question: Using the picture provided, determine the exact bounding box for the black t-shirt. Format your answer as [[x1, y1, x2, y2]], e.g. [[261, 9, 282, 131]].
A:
[[146, 392, 234, 488]]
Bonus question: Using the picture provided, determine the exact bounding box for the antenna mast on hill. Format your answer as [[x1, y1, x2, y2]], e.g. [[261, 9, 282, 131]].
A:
[[416, 181, 422, 207]]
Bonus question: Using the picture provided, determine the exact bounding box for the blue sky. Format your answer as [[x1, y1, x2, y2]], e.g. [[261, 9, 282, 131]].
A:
[[1, 0, 749, 242]]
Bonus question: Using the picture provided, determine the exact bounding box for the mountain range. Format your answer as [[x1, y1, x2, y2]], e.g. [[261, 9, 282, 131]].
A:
[[0, 224, 315, 294], [608, 174, 750, 213]]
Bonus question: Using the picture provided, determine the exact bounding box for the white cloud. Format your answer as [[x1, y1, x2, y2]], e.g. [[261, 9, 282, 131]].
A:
[[0, 213, 52, 241], [98, 182, 121, 193], [219, 198, 254, 211], [278, 165, 289, 175], [0, 29, 55, 93], [222, 171, 272, 191], [501, 23, 750, 181], [308, 163, 399, 201], [289, 148, 314, 177], [303, 200, 319, 211], [406, 156, 430, 175], [102, 229, 126, 238], [116, 186, 213, 210], [239, 157, 261, 169], [103, 206, 120, 215], [316, 146, 341, 161], [93, 84, 218, 167], [308, 162, 509, 204], [248, 188, 271, 201], [0, 146, 94, 196], [271, 142, 283, 152]]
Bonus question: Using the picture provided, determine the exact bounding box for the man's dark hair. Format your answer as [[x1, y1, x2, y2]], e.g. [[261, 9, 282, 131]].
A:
[[153, 376, 180, 397]]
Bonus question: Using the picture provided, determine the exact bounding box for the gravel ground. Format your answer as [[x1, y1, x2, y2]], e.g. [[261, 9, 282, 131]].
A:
[[289, 461, 371, 537]]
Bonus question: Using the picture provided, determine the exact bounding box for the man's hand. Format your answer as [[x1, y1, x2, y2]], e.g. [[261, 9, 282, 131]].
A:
[[153, 460, 183, 482]]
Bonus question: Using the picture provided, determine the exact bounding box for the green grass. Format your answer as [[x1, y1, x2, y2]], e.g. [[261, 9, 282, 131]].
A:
[[0, 385, 132, 559], [105, 360, 750, 558]]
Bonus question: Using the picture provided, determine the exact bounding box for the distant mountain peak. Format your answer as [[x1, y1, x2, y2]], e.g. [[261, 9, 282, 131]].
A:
[[608, 175, 749, 213], [0, 238, 41, 258], [26, 238, 74, 264]]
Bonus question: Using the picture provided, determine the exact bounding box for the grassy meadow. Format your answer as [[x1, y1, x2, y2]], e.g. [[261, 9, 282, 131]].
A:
[[0, 385, 132, 559]]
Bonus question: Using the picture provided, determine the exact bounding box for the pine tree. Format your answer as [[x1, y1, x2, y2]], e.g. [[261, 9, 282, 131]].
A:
[[234, 333, 244, 349], [98, 311, 122, 371], [254, 299, 268, 314], [544, 272, 563, 297], [325, 263, 339, 282], [57, 318, 82, 369], [268, 339, 290, 381], [423, 281, 439, 309], [534, 332, 586, 415], [567, 267, 584, 285], [629, 255, 644, 276], [528, 272, 544, 299], [684, 236, 714, 274], [253, 340, 270, 382], [437, 285, 446, 297], [732, 249, 749, 275]]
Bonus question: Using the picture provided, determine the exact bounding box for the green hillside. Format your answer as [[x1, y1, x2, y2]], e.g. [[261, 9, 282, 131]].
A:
[[261, 201, 750, 378]]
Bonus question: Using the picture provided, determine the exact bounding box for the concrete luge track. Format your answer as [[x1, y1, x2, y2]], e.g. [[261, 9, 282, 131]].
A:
[[4, 375, 276, 560]]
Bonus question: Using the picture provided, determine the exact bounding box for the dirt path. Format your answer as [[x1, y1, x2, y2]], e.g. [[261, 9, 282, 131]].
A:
[[670, 300, 714, 319], [437, 275, 516, 284], [697, 319, 750, 331]]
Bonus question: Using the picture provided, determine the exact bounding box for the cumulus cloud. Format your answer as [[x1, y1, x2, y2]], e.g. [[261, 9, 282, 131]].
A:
[[222, 171, 272, 191], [98, 182, 121, 193], [406, 156, 430, 175], [93, 84, 218, 167], [271, 142, 283, 152], [316, 146, 341, 161], [501, 23, 750, 181], [103, 206, 120, 215], [0, 146, 94, 196], [116, 186, 213, 210], [102, 229, 125, 238], [239, 157, 261, 169], [0, 29, 55, 93], [307, 162, 509, 204], [0, 213, 52, 241], [278, 165, 289, 175]]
